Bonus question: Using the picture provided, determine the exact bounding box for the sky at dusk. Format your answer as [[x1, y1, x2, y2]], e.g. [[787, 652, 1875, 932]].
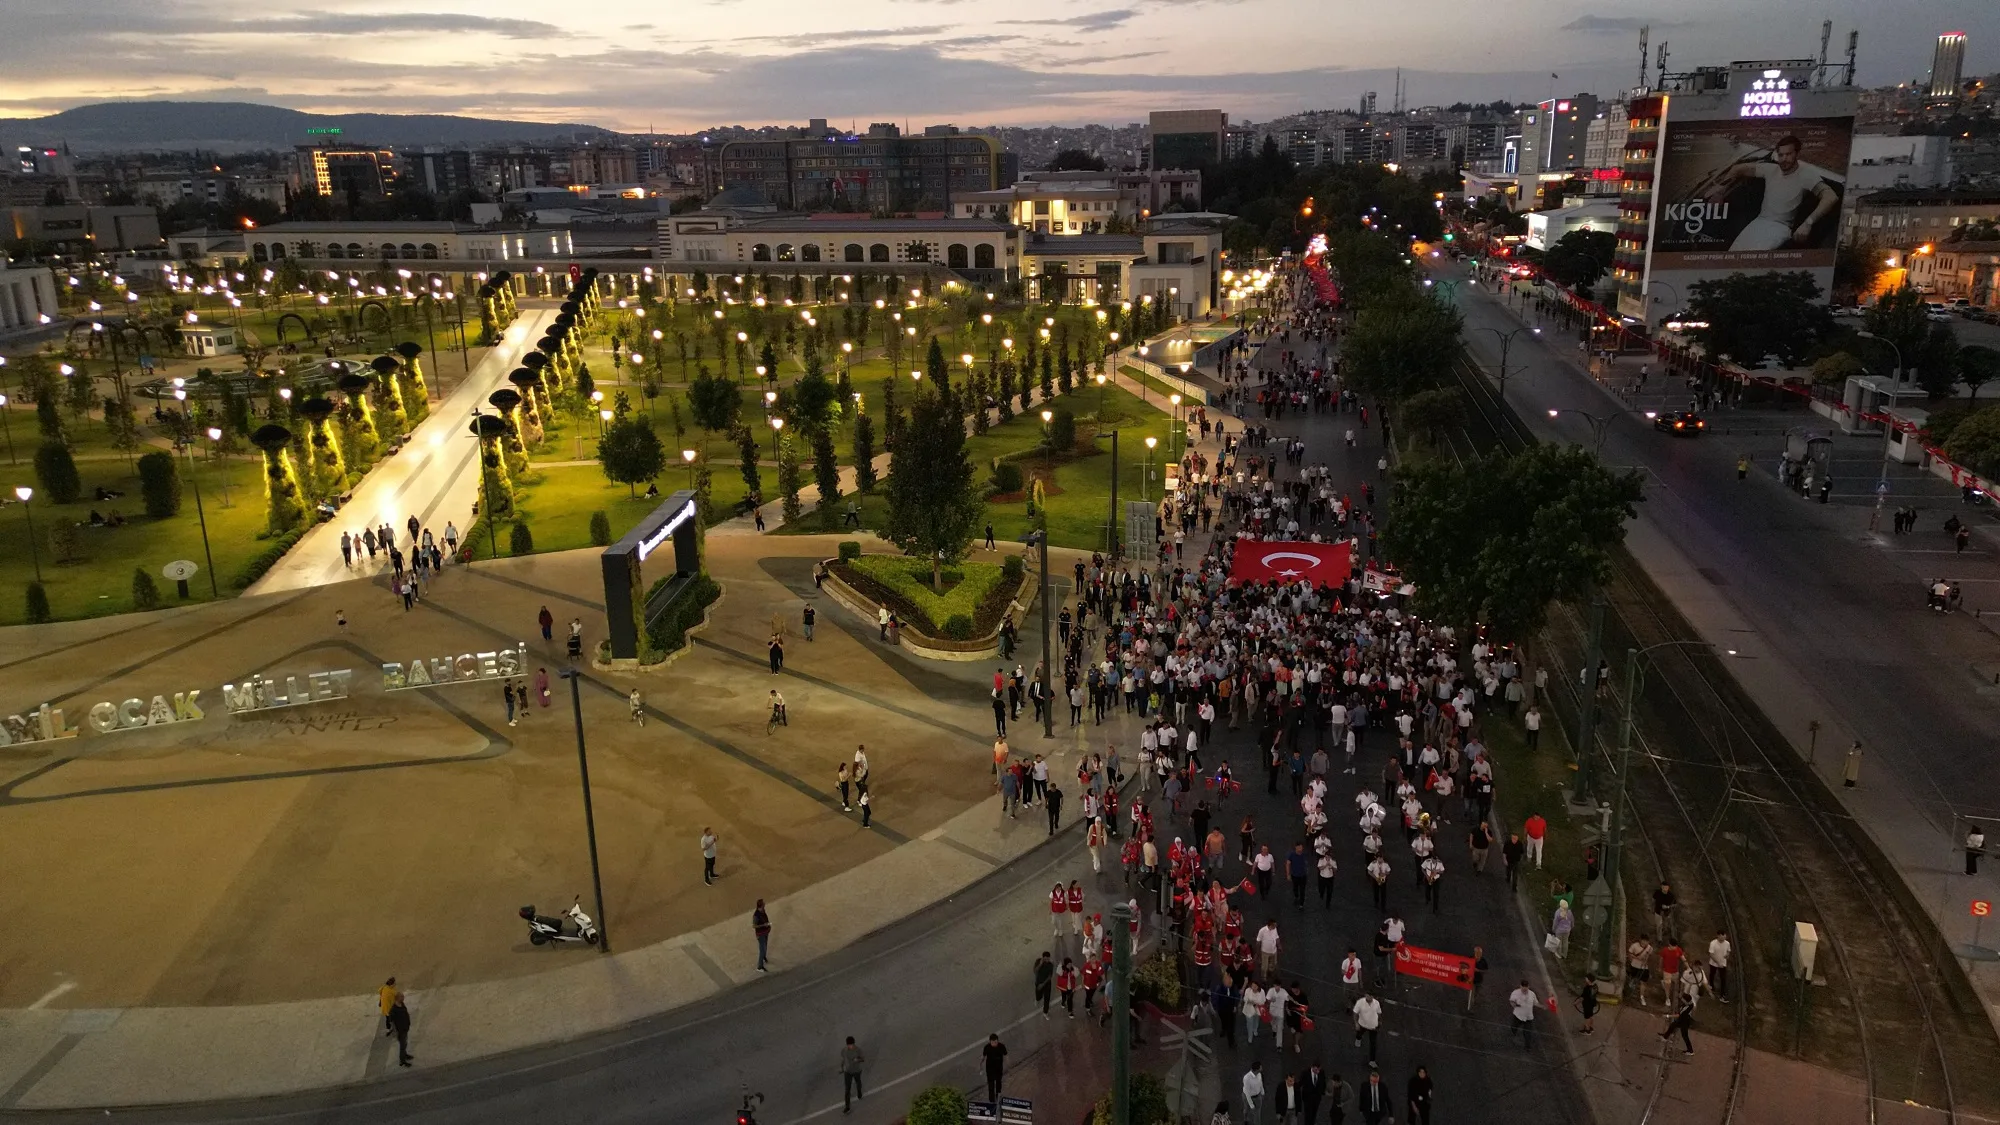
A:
[[0, 0, 1994, 130]]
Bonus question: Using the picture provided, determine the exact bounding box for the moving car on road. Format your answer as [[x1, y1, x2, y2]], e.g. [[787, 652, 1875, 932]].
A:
[[1650, 411, 1707, 436]]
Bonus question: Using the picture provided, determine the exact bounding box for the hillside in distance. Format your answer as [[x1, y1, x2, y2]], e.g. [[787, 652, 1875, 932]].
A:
[[0, 101, 615, 153]]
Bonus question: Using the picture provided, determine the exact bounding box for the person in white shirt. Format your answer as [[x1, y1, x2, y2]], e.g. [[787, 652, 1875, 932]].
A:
[[1351, 992, 1383, 1060], [1707, 931, 1733, 1001], [1241, 981, 1267, 1045], [1240, 1061, 1266, 1122], [1704, 136, 1842, 252], [1341, 950, 1364, 993], [1264, 981, 1291, 1049], [1508, 980, 1539, 1049], [1256, 920, 1282, 978]]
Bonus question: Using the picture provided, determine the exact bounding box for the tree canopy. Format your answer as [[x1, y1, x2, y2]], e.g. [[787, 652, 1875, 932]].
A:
[[1382, 443, 1642, 643], [597, 416, 666, 497], [882, 387, 983, 590], [1340, 287, 1464, 402], [688, 365, 740, 432], [1686, 271, 1833, 368]]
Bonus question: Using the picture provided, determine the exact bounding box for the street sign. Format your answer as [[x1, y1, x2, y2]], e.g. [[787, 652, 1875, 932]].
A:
[[1973, 900, 1991, 917], [161, 560, 198, 581], [1394, 943, 1476, 990]]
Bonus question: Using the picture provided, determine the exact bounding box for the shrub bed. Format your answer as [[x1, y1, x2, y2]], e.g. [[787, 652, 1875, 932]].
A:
[[231, 527, 308, 589], [643, 573, 721, 659], [834, 554, 1019, 636]]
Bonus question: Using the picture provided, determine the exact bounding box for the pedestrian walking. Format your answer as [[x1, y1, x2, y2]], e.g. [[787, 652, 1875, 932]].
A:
[[1257, 919, 1282, 978], [1046, 783, 1063, 835], [1351, 992, 1381, 1060], [753, 899, 772, 971], [1406, 1066, 1433, 1125], [701, 828, 718, 884], [335, 609, 347, 632], [1707, 931, 1732, 1001], [1057, 957, 1078, 1017], [840, 1036, 866, 1112], [629, 688, 645, 725], [534, 666, 551, 708], [803, 604, 816, 641], [1034, 952, 1055, 1018], [1626, 937, 1654, 1006], [387, 994, 413, 1066], [1087, 816, 1108, 871], [503, 680, 517, 726], [1508, 980, 1538, 1048], [378, 977, 402, 1034], [769, 632, 785, 674], [1241, 1061, 1266, 1123], [1288, 843, 1310, 907], [859, 789, 872, 828], [1523, 811, 1546, 867], [1577, 975, 1600, 1034], [1358, 1071, 1393, 1125], [982, 1033, 1008, 1103], [1660, 991, 1697, 1054], [538, 605, 554, 642], [837, 762, 852, 811], [1503, 832, 1525, 888]]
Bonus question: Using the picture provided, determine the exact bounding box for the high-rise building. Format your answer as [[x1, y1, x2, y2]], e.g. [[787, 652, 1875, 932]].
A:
[[410, 149, 478, 198], [1930, 31, 1968, 101], [718, 129, 1003, 212], [1147, 110, 1227, 169], [293, 145, 395, 200]]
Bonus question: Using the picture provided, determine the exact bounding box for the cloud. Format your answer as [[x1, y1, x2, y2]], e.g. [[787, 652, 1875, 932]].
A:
[[1560, 15, 1678, 33], [215, 12, 567, 38], [1001, 9, 1139, 31]]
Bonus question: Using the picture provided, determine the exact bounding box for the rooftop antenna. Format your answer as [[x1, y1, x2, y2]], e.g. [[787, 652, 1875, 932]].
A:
[[1817, 20, 1832, 86], [1637, 25, 1649, 92], [1656, 42, 1669, 88], [1844, 29, 1858, 87]]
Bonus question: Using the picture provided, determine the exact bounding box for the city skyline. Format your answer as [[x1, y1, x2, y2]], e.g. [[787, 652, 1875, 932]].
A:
[[0, 0, 1993, 132]]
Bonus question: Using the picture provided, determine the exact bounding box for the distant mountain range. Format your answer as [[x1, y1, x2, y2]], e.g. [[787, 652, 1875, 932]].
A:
[[0, 101, 615, 154]]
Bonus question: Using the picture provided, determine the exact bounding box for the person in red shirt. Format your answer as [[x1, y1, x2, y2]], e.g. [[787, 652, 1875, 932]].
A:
[[1657, 941, 1684, 1008], [1080, 957, 1104, 1015], [1050, 883, 1067, 938], [1055, 958, 1079, 1018], [1067, 880, 1085, 935], [1523, 812, 1547, 869]]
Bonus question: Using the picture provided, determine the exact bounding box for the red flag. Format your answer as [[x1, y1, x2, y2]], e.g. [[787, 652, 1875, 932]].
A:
[[1230, 540, 1353, 586]]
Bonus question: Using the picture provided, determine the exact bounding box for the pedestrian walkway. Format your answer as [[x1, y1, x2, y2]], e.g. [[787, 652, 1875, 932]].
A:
[[246, 307, 560, 595]]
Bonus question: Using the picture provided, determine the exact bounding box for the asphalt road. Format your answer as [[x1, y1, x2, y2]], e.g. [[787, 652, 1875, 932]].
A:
[[1446, 259, 2000, 844]]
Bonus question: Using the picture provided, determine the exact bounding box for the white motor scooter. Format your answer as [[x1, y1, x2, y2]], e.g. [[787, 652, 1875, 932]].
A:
[[520, 897, 599, 945]]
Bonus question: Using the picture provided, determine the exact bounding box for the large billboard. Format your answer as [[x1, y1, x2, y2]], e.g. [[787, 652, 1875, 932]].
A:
[[1650, 114, 1852, 272]]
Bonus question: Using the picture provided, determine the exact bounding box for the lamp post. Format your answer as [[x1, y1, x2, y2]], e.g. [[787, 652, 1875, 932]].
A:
[[1591, 640, 1738, 979], [1143, 435, 1157, 502], [561, 669, 613, 953], [178, 437, 220, 597], [205, 426, 230, 509], [16, 486, 40, 583], [769, 416, 784, 459], [682, 448, 698, 491], [1040, 408, 1054, 483], [1169, 393, 1183, 462], [1856, 330, 1909, 530], [600, 408, 614, 436], [0, 393, 15, 464], [1481, 325, 1541, 399], [1545, 407, 1619, 458], [1024, 519, 1054, 741]]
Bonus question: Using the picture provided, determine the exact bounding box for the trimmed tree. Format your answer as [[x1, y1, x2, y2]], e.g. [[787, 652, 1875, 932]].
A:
[[136, 450, 182, 518], [33, 440, 81, 504], [599, 415, 667, 497], [251, 423, 308, 533], [811, 424, 841, 530], [883, 386, 983, 591], [132, 567, 161, 610], [853, 412, 878, 493], [776, 430, 804, 525], [688, 365, 740, 432], [735, 424, 763, 502]]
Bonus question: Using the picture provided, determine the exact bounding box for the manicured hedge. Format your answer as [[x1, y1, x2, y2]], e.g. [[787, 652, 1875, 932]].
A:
[[643, 573, 720, 659], [231, 528, 307, 589], [841, 555, 1015, 635]]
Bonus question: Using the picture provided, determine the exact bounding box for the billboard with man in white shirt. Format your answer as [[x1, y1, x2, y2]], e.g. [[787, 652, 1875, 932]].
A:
[[1651, 116, 1850, 271]]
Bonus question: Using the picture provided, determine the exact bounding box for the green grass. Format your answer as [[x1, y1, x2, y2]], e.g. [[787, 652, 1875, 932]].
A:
[[1481, 701, 1600, 980], [0, 452, 275, 625], [970, 385, 1174, 550], [1119, 364, 1187, 405]]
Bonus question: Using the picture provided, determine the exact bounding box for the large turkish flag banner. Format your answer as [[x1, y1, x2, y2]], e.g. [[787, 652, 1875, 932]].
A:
[[1229, 540, 1353, 585]]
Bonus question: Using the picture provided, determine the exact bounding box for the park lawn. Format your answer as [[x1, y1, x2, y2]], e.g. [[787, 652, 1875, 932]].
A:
[[970, 384, 1174, 551], [466, 456, 751, 562], [796, 383, 1171, 552], [1120, 364, 1193, 406], [0, 454, 272, 625], [774, 488, 888, 535]]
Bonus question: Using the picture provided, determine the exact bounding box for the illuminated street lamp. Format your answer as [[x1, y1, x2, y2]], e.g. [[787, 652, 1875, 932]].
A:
[[1142, 436, 1157, 502], [769, 415, 784, 458], [682, 447, 698, 490], [15, 485, 40, 582]]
